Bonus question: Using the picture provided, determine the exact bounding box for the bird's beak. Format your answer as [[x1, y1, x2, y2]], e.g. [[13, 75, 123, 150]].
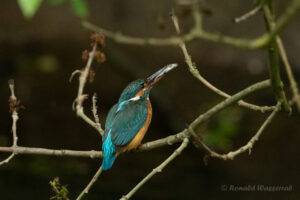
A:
[[145, 63, 178, 88]]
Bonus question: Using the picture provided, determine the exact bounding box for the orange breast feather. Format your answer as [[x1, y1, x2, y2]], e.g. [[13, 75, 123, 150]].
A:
[[123, 99, 152, 151]]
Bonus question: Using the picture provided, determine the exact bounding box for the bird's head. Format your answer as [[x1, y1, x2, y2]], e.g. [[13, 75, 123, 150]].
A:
[[118, 63, 177, 103]]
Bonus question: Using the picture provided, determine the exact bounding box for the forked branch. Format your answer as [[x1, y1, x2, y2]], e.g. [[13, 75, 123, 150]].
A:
[[171, 10, 275, 113], [121, 138, 189, 200]]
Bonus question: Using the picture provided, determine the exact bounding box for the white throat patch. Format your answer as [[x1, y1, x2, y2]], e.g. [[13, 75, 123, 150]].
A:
[[129, 96, 141, 101]]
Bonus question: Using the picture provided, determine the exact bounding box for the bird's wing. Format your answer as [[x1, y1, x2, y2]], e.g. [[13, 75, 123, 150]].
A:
[[103, 104, 118, 141], [105, 104, 118, 130], [109, 100, 148, 147]]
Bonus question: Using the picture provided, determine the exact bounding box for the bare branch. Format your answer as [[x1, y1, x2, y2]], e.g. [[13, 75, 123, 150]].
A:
[[82, 0, 300, 49], [0, 80, 19, 166], [76, 166, 103, 200], [195, 102, 281, 160], [171, 12, 274, 113], [0, 146, 103, 158], [121, 138, 189, 200], [276, 37, 300, 112]]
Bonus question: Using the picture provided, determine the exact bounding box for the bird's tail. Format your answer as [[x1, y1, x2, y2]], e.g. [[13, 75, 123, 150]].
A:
[[102, 133, 117, 170]]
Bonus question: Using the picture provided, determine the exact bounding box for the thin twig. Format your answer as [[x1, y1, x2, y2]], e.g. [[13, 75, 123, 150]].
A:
[[171, 11, 274, 113], [92, 93, 104, 136], [276, 37, 300, 112], [69, 70, 81, 83], [0, 152, 15, 166], [72, 43, 105, 135], [195, 102, 281, 160], [234, 4, 262, 23], [82, 0, 300, 49], [0, 80, 19, 166], [76, 166, 103, 200], [121, 138, 189, 200]]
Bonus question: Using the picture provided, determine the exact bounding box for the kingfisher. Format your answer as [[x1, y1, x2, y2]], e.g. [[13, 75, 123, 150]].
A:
[[101, 63, 177, 170]]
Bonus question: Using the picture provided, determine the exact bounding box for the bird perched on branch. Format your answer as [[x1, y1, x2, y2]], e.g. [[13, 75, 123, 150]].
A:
[[102, 63, 178, 170]]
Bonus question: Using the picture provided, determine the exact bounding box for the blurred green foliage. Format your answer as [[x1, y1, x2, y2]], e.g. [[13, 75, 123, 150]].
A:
[[28, 157, 53, 177], [17, 0, 43, 19], [16, 54, 60, 73], [204, 107, 243, 151], [70, 0, 89, 18], [0, 135, 8, 146], [36, 55, 60, 73], [27, 157, 85, 178], [17, 0, 89, 19], [47, 0, 65, 6]]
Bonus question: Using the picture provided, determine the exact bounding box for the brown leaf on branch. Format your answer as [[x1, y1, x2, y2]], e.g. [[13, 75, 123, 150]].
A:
[[156, 16, 167, 30], [203, 154, 210, 166], [81, 50, 89, 61], [94, 51, 106, 63], [8, 97, 24, 113], [90, 33, 105, 49], [88, 69, 96, 83]]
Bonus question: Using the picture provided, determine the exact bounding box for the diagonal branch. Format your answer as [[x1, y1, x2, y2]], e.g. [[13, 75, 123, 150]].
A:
[[120, 138, 189, 200], [192, 102, 281, 160], [171, 10, 274, 113], [137, 80, 272, 152], [76, 166, 103, 200], [92, 93, 103, 131], [0, 80, 19, 166], [234, 2, 263, 23], [276, 37, 300, 112]]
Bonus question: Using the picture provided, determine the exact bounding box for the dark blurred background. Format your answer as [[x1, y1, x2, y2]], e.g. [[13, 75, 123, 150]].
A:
[[0, 0, 299, 199]]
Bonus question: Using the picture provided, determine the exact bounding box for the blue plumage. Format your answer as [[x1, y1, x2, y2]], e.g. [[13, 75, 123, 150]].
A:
[[104, 104, 118, 137], [118, 79, 144, 103], [110, 99, 148, 146], [102, 131, 116, 170]]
